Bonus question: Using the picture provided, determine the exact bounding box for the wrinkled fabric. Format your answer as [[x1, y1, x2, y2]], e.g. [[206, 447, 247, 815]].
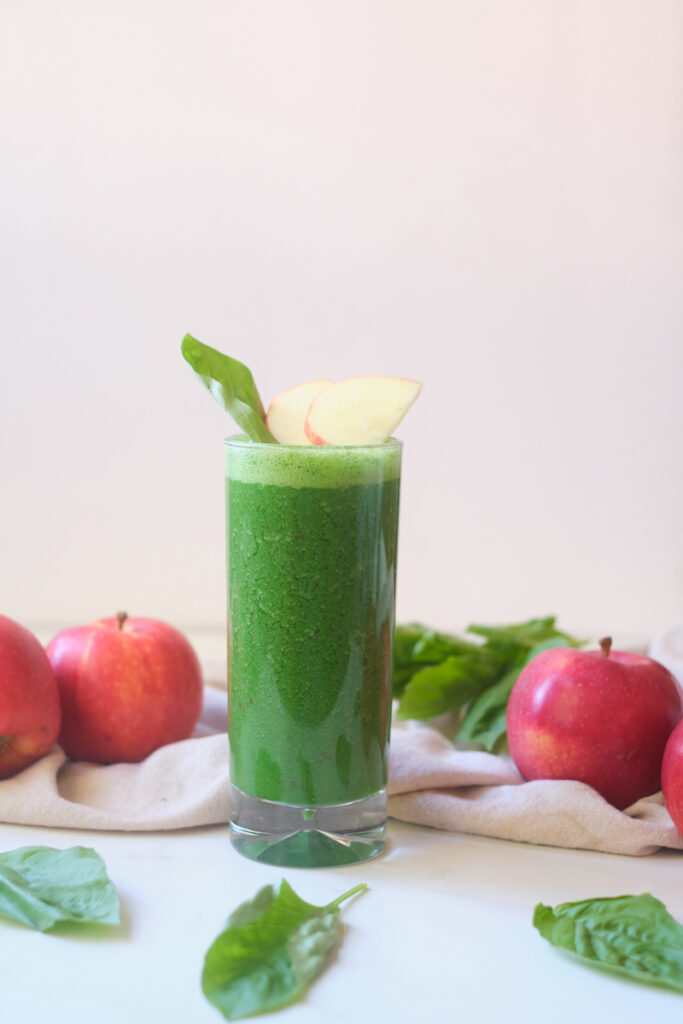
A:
[[0, 687, 681, 856]]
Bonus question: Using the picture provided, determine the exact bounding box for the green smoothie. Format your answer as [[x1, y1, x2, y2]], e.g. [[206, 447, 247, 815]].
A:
[[225, 437, 402, 808]]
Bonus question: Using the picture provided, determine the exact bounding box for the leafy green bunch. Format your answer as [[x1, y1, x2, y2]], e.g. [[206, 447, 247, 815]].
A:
[[392, 616, 584, 751]]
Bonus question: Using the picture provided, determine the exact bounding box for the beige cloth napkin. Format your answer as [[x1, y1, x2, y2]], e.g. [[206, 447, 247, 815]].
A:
[[1, 686, 681, 857]]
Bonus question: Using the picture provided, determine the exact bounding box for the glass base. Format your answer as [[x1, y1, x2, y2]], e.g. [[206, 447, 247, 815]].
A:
[[229, 784, 387, 867]]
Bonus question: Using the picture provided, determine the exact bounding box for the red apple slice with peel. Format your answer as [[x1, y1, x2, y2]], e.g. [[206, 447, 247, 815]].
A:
[[266, 379, 334, 445], [304, 376, 422, 445]]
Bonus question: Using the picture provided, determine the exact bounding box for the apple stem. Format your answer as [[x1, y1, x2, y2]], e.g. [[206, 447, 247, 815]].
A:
[[116, 612, 128, 631], [599, 636, 612, 658]]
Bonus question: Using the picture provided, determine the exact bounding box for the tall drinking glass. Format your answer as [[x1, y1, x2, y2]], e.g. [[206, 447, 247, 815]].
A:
[[225, 436, 402, 867]]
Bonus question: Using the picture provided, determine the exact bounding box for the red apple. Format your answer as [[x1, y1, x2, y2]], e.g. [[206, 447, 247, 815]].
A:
[[46, 613, 203, 763], [0, 615, 61, 779], [662, 719, 683, 835], [507, 638, 683, 810]]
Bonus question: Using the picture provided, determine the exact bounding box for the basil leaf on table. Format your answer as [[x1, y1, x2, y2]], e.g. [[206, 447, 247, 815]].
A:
[[181, 333, 276, 443], [0, 846, 120, 932], [533, 894, 683, 993], [202, 879, 367, 1020]]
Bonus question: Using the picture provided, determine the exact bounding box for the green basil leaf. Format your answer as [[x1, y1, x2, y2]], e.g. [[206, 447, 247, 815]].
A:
[[0, 846, 120, 932], [411, 629, 480, 664], [396, 651, 502, 721], [393, 617, 585, 728], [533, 894, 683, 993], [457, 637, 573, 750], [392, 624, 481, 697], [467, 616, 576, 649], [181, 333, 276, 443], [202, 879, 366, 1020], [225, 884, 278, 928], [457, 666, 520, 751]]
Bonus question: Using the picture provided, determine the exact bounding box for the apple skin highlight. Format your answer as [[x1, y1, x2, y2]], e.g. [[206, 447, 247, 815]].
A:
[[507, 644, 683, 810], [47, 615, 203, 764]]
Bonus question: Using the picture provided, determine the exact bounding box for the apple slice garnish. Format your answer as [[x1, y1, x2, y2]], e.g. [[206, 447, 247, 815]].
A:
[[265, 379, 334, 445], [304, 376, 422, 446]]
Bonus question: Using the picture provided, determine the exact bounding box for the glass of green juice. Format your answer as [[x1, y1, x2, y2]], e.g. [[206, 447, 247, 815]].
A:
[[225, 435, 402, 867]]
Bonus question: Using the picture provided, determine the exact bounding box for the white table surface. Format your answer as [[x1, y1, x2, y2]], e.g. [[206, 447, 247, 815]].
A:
[[1, 815, 682, 1024], [10, 626, 682, 1022]]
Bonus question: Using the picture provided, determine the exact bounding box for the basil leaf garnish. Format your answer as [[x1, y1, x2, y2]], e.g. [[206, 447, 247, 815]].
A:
[[202, 879, 367, 1019], [0, 846, 120, 932], [533, 894, 683, 993], [181, 333, 276, 443]]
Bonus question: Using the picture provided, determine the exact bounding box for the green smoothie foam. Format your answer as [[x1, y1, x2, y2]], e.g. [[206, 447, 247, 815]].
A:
[[225, 435, 402, 487], [225, 438, 401, 807]]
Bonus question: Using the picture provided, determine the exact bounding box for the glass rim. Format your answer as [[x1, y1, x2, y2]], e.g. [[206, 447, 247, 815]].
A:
[[224, 434, 403, 451]]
